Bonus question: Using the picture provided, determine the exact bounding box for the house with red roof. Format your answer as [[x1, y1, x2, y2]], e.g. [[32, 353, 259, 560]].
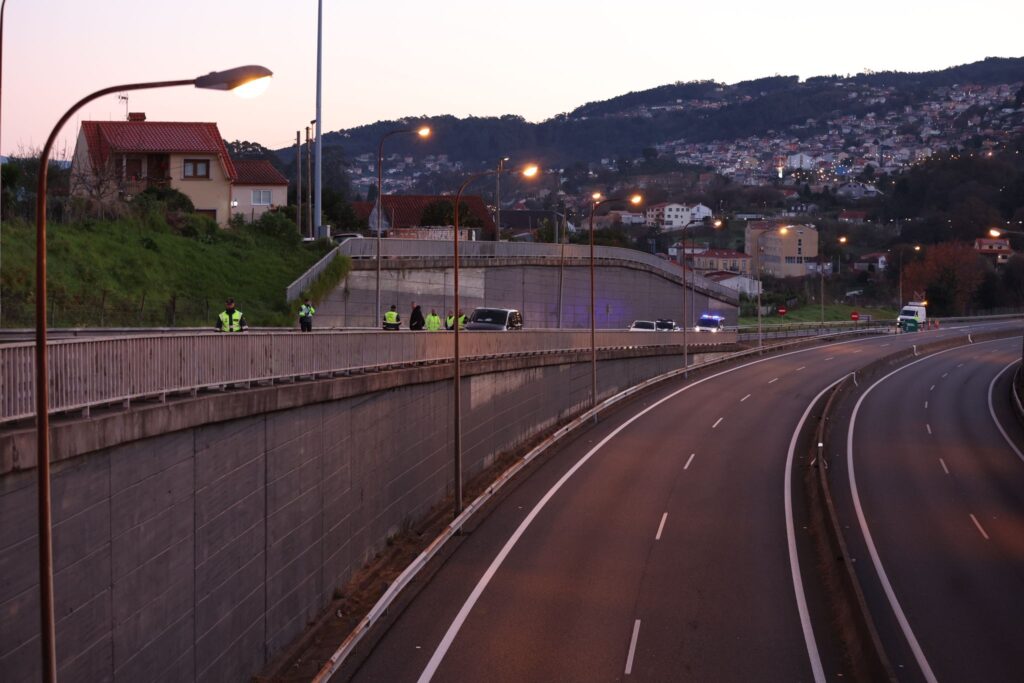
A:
[[230, 159, 289, 222], [70, 113, 281, 225], [974, 237, 1013, 266], [352, 195, 495, 239]]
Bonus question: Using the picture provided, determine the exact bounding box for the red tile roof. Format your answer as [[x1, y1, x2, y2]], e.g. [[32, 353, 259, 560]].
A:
[[697, 248, 751, 259], [352, 195, 495, 231], [80, 120, 237, 180], [233, 159, 288, 186]]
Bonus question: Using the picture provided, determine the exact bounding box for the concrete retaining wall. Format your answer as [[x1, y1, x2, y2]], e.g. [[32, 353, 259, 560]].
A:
[[0, 350, 692, 682], [320, 261, 736, 329]]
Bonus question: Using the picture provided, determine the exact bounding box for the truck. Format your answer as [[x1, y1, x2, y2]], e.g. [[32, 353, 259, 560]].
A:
[[896, 301, 927, 331]]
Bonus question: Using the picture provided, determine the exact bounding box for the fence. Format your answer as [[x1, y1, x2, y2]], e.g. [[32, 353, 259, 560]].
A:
[[285, 246, 342, 302], [0, 329, 740, 425], [327, 238, 739, 303]]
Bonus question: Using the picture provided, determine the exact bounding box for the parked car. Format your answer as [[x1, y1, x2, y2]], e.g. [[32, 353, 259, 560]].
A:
[[464, 307, 524, 331], [629, 320, 657, 331], [655, 319, 680, 331], [332, 232, 364, 243], [694, 314, 726, 333]]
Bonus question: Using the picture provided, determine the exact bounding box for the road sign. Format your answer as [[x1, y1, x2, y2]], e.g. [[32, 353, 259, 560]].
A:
[[777, 306, 787, 316], [850, 311, 860, 321]]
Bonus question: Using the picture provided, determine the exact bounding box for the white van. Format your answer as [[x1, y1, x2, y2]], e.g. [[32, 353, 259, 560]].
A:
[[896, 302, 927, 330]]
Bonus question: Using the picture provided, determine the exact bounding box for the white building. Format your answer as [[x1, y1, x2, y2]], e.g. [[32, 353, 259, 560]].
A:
[[645, 202, 715, 230]]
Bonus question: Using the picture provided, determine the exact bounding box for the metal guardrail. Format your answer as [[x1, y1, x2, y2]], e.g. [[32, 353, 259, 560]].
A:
[[0, 330, 738, 425], [286, 246, 342, 303], [336, 238, 739, 304]]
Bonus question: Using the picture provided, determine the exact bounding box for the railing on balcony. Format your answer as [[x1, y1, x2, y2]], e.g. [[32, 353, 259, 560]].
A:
[[120, 176, 172, 198]]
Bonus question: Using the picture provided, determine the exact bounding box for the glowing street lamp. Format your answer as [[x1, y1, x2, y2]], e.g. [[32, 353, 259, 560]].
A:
[[755, 225, 789, 350], [375, 124, 432, 325], [31, 65, 271, 683], [451, 163, 539, 517], [589, 192, 642, 405]]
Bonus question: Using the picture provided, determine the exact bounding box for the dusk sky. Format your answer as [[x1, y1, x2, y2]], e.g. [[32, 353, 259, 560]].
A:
[[2, 0, 1022, 157]]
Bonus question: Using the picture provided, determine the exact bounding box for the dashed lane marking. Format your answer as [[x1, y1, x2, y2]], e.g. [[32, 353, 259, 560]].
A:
[[655, 513, 668, 541], [684, 453, 696, 470], [970, 514, 990, 541], [625, 620, 641, 675]]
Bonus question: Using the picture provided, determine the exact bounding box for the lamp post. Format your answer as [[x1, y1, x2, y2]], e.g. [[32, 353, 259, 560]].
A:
[[896, 244, 921, 309], [988, 228, 1024, 363], [32, 65, 271, 682], [755, 225, 789, 350], [589, 193, 642, 405], [837, 235, 848, 274], [375, 125, 431, 326], [451, 163, 538, 517], [494, 156, 509, 237]]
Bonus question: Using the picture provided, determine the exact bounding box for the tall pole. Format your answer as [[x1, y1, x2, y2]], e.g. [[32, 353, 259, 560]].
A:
[[494, 158, 504, 238], [683, 231, 688, 377], [377, 137, 385, 326], [305, 127, 313, 240], [756, 231, 763, 351], [1, 0, 7, 327], [295, 131, 302, 237], [898, 250, 903, 312], [589, 201, 598, 413], [314, 0, 323, 238]]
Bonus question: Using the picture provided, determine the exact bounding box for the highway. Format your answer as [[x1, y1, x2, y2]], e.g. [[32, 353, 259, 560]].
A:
[[335, 320, 1021, 682], [834, 336, 1024, 682]]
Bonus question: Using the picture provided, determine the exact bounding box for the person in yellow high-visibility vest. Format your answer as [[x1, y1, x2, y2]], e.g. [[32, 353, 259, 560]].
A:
[[215, 298, 248, 332], [383, 304, 401, 330], [457, 310, 467, 329], [425, 308, 442, 331], [445, 310, 455, 330]]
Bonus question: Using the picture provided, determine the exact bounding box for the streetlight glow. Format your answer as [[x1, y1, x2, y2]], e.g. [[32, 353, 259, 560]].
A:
[[522, 164, 539, 178], [418, 126, 432, 138], [989, 228, 1002, 238], [630, 194, 643, 205], [839, 236, 848, 244], [592, 192, 603, 201], [230, 75, 272, 99], [193, 64, 273, 91]]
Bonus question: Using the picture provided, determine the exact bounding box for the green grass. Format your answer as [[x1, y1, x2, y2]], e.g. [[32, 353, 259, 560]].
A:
[[739, 303, 897, 326], [0, 216, 334, 328]]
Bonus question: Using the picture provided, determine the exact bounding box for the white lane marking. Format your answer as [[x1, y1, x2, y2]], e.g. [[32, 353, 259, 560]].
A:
[[786, 378, 843, 683], [416, 332, 940, 682], [684, 453, 696, 470], [741, 393, 752, 402], [926, 424, 932, 435], [625, 619, 641, 675], [942, 372, 949, 379], [844, 345, 1018, 683], [797, 366, 807, 372], [988, 359, 1024, 467], [881, 344, 891, 347], [930, 385, 935, 392], [768, 378, 779, 384], [939, 459, 950, 475], [852, 349, 863, 354], [655, 513, 668, 540], [924, 401, 929, 410], [970, 514, 990, 541], [824, 357, 834, 361], [957, 363, 964, 368], [713, 417, 724, 429]]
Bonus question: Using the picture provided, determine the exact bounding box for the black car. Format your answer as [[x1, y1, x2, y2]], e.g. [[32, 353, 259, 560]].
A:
[[464, 308, 524, 331]]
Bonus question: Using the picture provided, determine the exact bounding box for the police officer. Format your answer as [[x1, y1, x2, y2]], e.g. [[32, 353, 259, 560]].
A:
[[445, 310, 455, 330], [425, 308, 442, 331], [216, 298, 248, 332], [298, 299, 316, 332], [457, 309, 467, 329], [383, 304, 400, 330]]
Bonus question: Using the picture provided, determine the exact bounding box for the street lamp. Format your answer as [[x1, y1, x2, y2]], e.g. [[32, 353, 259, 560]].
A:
[[755, 225, 789, 350], [682, 219, 724, 377], [589, 193, 642, 405], [986, 228, 1024, 363], [837, 235, 848, 274], [32, 64, 271, 683], [896, 244, 921, 309], [375, 125, 431, 325], [451, 163, 539, 517], [495, 156, 510, 236]]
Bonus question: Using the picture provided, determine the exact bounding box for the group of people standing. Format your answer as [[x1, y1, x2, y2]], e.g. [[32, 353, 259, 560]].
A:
[[384, 303, 465, 331]]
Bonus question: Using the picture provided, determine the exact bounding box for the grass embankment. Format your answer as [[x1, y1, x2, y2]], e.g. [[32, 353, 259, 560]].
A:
[[0, 215, 347, 328], [739, 303, 897, 326]]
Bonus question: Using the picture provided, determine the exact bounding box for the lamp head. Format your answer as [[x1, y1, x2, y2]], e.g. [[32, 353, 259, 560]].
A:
[[839, 236, 847, 244], [417, 126, 431, 138], [989, 228, 1002, 238], [194, 65, 273, 97], [914, 245, 921, 251], [629, 194, 643, 205], [713, 219, 723, 228], [521, 164, 539, 178], [592, 192, 603, 201], [779, 226, 789, 235]]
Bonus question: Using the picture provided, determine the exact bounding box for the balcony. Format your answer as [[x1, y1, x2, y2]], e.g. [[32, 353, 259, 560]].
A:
[[120, 176, 172, 199]]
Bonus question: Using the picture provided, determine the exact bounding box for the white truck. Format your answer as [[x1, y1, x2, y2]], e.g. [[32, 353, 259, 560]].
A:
[[896, 301, 927, 330]]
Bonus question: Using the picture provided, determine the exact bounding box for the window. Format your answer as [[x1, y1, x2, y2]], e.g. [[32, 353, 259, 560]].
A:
[[252, 190, 272, 206], [183, 159, 210, 179]]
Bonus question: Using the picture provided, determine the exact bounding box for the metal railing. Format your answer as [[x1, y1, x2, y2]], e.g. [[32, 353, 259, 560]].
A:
[[285, 246, 342, 302], [336, 238, 739, 303], [0, 330, 737, 425]]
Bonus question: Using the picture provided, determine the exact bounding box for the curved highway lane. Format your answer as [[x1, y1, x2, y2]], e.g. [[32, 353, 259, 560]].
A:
[[337, 321, 1020, 682], [838, 337, 1024, 682]]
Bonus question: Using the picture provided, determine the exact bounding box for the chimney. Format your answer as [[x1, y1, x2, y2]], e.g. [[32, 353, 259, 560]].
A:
[[127, 112, 147, 122]]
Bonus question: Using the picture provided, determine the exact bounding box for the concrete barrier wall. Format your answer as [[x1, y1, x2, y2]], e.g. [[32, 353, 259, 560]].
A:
[[321, 263, 734, 329], [0, 351, 689, 683]]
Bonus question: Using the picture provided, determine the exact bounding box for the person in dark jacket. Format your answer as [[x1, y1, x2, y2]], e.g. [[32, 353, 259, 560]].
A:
[[409, 302, 425, 331]]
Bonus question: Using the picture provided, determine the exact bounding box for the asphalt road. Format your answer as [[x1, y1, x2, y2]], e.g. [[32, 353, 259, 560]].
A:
[[834, 336, 1024, 683], [339, 321, 1021, 683]]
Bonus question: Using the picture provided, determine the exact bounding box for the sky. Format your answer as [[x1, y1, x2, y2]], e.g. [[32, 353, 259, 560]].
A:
[[2, 0, 1023, 157]]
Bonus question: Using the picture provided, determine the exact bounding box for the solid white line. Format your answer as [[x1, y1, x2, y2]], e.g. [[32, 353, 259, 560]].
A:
[[939, 458, 949, 475], [713, 417, 724, 428], [987, 359, 1024, 466], [768, 377, 779, 384], [797, 366, 807, 371], [786, 378, 843, 683], [416, 333, 930, 682], [924, 401, 928, 410], [625, 619, 641, 675], [684, 453, 696, 470], [970, 514, 990, 540], [844, 345, 1013, 682], [655, 513, 668, 540], [926, 424, 932, 435], [741, 393, 752, 402], [941, 372, 948, 379]]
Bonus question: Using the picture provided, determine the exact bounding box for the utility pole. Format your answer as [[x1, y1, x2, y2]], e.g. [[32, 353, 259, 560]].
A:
[[314, 0, 324, 238], [295, 131, 302, 237], [495, 157, 508, 239], [306, 126, 313, 239]]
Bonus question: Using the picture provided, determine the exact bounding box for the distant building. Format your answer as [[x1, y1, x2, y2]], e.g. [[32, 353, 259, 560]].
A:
[[974, 237, 1013, 266], [853, 251, 889, 272], [691, 248, 752, 276], [644, 202, 714, 229], [704, 270, 762, 296], [230, 159, 289, 223], [745, 222, 820, 278], [353, 194, 495, 237], [838, 209, 868, 222]]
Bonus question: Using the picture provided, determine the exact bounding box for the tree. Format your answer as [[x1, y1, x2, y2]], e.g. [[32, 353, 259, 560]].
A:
[[420, 200, 483, 228], [902, 242, 985, 315]]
